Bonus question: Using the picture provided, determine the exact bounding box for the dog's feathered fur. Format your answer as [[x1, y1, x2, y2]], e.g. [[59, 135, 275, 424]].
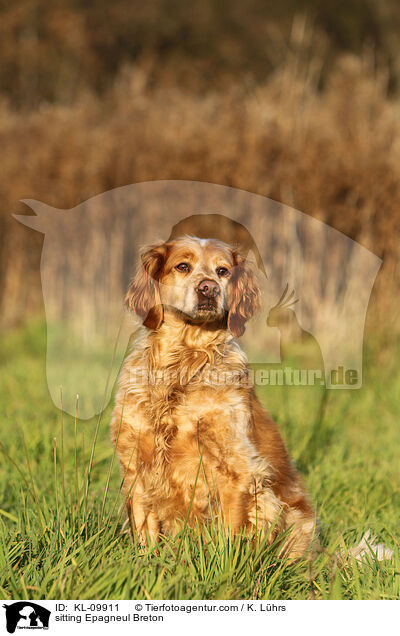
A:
[[111, 236, 317, 557]]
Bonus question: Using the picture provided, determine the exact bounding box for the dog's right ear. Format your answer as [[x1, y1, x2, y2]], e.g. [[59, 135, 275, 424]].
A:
[[125, 243, 167, 329]]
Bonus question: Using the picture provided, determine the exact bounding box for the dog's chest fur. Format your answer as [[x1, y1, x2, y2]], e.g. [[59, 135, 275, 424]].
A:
[[114, 323, 261, 530]]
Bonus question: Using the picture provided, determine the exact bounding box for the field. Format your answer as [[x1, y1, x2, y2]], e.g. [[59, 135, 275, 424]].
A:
[[0, 0, 399, 607], [0, 320, 399, 600]]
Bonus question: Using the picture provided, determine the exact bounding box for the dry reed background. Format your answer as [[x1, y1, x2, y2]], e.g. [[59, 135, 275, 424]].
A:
[[0, 4, 399, 334]]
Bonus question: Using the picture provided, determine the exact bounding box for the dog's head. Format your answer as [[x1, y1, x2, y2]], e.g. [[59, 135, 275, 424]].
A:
[[125, 236, 261, 337]]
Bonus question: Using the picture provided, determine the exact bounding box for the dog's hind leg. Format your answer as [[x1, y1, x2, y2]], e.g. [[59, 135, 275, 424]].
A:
[[247, 483, 285, 542], [280, 507, 319, 559]]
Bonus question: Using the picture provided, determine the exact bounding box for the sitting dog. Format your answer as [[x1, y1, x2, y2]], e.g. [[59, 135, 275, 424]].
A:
[[111, 236, 317, 557]]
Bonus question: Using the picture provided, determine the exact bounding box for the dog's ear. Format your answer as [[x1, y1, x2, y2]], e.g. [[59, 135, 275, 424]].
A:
[[227, 252, 261, 337], [125, 243, 167, 329]]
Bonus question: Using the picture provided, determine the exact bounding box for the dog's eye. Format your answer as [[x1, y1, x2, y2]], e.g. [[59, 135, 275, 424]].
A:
[[216, 267, 230, 277], [175, 262, 191, 273]]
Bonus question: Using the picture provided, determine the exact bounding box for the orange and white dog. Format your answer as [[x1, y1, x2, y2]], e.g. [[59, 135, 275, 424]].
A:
[[111, 236, 317, 557]]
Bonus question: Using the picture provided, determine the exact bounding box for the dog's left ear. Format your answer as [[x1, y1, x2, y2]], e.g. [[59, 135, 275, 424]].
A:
[[227, 252, 261, 337]]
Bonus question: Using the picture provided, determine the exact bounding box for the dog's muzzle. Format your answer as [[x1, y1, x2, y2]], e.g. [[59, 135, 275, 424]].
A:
[[196, 279, 221, 311]]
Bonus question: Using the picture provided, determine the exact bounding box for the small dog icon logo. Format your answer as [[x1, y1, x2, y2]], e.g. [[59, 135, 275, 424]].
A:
[[3, 602, 50, 633]]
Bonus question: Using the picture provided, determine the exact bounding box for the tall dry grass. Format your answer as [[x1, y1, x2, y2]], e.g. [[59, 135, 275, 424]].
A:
[[1, 52, 399, 328]]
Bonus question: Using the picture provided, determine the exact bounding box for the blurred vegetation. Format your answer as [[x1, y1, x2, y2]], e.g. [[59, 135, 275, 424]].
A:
[[0, 0, 399, 327], [1, 0, 400, 107]]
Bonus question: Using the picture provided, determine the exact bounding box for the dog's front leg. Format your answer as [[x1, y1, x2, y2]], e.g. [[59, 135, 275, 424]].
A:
[[218, 481, 249, 536], [124, 474, 160, 546]]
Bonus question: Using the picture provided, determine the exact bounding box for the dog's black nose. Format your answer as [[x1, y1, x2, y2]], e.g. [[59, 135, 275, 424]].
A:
[[197, 279, 220, 298]]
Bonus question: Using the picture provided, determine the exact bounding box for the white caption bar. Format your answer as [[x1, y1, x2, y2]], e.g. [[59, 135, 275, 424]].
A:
[[2, 600, 398, 636]]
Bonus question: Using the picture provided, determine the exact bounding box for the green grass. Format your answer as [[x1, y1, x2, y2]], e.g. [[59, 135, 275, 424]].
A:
[[0, 321, 399, 600]]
